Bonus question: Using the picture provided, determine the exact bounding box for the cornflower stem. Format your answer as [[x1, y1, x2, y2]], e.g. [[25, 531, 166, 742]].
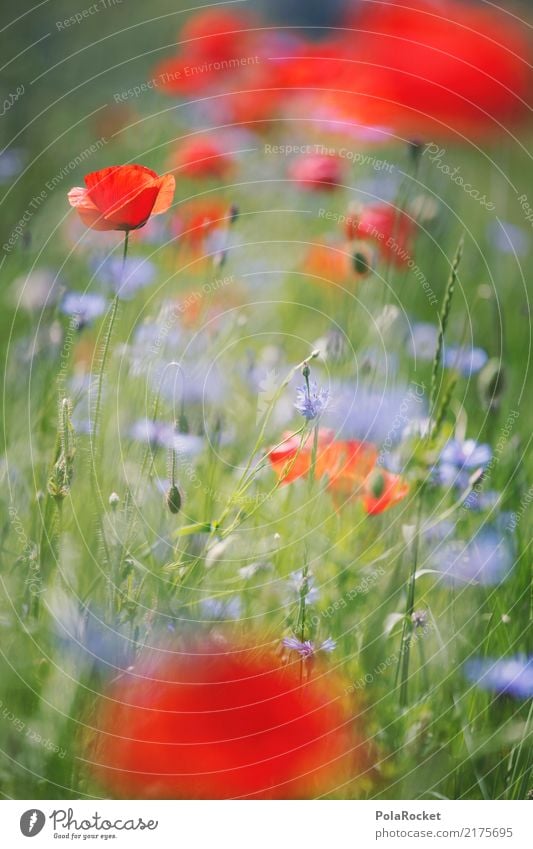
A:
[[212, 351, 319, 536], [308, 421, 320, 495]]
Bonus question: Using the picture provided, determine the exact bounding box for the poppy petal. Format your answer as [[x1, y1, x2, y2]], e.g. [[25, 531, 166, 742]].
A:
[[151, 173, 176, 215], [67, 186, 115, 231], [85, 165, 159, 222]]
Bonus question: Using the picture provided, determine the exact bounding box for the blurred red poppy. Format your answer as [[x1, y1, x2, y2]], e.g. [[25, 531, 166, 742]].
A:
[[172, 199, 233, 252], [68, 165, 175, 232], [153, 8, 261, 98], [302, 240, 365, 287], [289, 153, 344, 191], [91, 641, 364, 799], [269, 429, 408, 515], [171, 136, 234, 179], [345, 204, 417, 266], [180, 9, 256, 63], [338, 0, 531, 136]]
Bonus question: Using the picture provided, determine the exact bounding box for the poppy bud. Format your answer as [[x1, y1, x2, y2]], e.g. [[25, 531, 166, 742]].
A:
[[351, 242, 374, 277], [109, 492, 120, 510], [166, 483, 182, 514], [407, 138, 423, 167], [229, 203, 239, 225], [367, 470, 386, 499]]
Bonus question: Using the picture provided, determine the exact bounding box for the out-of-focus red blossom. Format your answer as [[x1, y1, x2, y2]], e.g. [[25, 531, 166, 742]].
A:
[[337, 0, 531, 136], [172, 199, 232, 252], [171, 136, 234, 179], [176, 283, 244, 330], [153, 2, 531, 137], [91, 642, 366, 799], [289, 153, 344, 191], [269, 429, 409, 515], [219, 68, 285, 128], [274, 40, 349, 91], [152, 9, 264, 99], [180, 9, 257, 63], [345, 204, 417, 266], [68, 165, 175, 232], [302, 241, 354, 286]]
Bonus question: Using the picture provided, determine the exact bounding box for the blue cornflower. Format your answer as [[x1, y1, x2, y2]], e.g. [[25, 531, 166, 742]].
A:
[[444, 346, 488, 376], [432, 528, 514, 586], [488, 220, 529, 256], [282, 637, 337, 658], [408, 322, 438, 361], [93, 256, 156, 300], [199, 597, 242, 621], [295, 381, 329, 421], [130, 419, 203, 455], [327, 382, 426, 445], [61, 291, 107, 328], [464, 655, 533, 699], [437, 438, 491, 490]]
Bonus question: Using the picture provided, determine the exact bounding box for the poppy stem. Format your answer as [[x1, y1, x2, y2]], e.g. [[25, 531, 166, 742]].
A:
[[92, 230, 129, 444]]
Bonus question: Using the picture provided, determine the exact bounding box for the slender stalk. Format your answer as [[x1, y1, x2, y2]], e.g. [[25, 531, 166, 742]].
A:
[[398, 487, 425, 707], [92, 230, 129, 446], [429, 235, 464, 423]]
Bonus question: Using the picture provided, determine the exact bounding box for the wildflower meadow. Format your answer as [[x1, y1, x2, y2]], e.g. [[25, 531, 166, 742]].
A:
[[0, 0, 532, 816]]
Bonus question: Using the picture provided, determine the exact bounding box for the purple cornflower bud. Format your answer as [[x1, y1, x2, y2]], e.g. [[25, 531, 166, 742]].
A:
[[411, 609, 428, 629], [282, 637, 337, 659]]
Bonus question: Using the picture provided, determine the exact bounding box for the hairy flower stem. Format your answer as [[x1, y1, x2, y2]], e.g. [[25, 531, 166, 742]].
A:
[[89, 231, 129, 598], [92, 230, 129, 450]]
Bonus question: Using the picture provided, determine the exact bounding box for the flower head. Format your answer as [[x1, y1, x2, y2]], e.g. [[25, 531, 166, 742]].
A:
[[287, 569, 319, 604], [282, 637, 337, 659], [444, 346, 488, 376], [432, 528, 514, 586], [346, 203, 416, 266], [171, 136, 234, 180], [68, 165, 175, 232], [464, 655, 533, 699], [268, 428, 409, 515], [295, 382, 329, 421], [437, 438, 491, 489], [60, 291, 107, 328], [91, 640, 363, 798], [289, 153, 343, 191]]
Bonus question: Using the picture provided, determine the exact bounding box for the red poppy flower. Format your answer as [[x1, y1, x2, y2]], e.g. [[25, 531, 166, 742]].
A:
[[345, 204, 416, 266], [153, 9, 261, 98], [339, 0, 531, 137], [171, 136, 234, 180], [68, 165, 175, 232], [180, 9, 256, 63], [275, 40, 349, 92], [302, 241, 351, 286], [269, 429, 408, 515], [289, 153, 344, 191], [91, 641, 364, 799], [172, 199, 233, 252]]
